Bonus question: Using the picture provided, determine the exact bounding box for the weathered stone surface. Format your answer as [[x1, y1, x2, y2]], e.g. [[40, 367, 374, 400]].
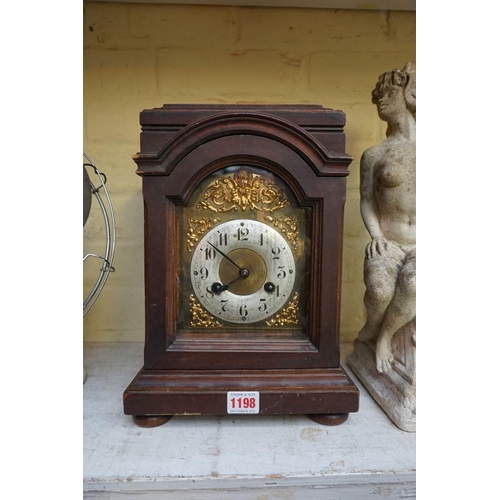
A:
[[349, 323, 416, 432], [347, 63, 416, 432]]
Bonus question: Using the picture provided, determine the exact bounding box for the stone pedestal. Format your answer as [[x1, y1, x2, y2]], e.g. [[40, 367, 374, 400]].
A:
[[347, 320, 416, 432]]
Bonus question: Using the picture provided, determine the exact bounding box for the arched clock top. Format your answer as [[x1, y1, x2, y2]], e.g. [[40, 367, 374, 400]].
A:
[[152, 135, 340, 207], [133, 105, 352, 177]]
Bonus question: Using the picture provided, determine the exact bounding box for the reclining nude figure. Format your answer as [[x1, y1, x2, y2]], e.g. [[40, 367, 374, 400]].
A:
[[358, 63, 416, 373]]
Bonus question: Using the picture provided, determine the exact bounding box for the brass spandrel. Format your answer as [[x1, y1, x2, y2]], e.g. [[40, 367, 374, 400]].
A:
[[264, 215, 299, 251], [189, 294, 222, 328], [196, 169, 290, 213], [266, 292, 299, 327], [187, 217, 221, 252]]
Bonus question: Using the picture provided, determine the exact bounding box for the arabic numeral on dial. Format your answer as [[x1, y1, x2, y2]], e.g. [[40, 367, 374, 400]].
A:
[[277, 266, 286, 279], [205, 247, 216, 260], [205, 286, 215, 299], [218, 232, 228, 246], [258, 299, 267, 312], [236, 227, 249, 241], [198, 267, 209, 280], [220, 300, 229, 312], [271, 247, 281, 260], [239, 304, 248, 318]]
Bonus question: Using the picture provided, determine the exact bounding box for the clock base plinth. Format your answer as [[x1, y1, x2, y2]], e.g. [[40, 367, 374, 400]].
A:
[[307, 413, 349, 426], [132, 415, 172, 428], [124, 366, 359, 424]]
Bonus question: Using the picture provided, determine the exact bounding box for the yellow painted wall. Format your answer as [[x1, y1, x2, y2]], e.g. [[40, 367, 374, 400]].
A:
[[83, 1, 415, 342]]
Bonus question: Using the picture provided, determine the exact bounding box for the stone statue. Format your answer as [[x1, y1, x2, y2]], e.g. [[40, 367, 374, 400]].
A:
[[347, 63, 416, 432]]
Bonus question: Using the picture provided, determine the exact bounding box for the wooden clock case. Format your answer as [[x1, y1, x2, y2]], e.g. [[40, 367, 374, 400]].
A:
[[123, 104, 359, 427]]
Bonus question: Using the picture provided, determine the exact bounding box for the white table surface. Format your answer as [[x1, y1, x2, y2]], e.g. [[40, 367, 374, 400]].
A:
[[83, 342, 416, 499]]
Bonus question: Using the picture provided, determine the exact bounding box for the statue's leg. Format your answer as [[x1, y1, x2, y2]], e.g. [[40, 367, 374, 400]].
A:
[[358, 250, 402, 343], [376, 250, 416, 373]]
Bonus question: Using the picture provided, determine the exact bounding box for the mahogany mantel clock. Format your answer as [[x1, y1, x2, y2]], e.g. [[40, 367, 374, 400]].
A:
[[123, 104, 359, 427]]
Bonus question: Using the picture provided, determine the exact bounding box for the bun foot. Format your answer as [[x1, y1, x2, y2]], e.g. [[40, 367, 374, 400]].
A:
[[133, 415, 172, 428], [307, 413, 349, 426]]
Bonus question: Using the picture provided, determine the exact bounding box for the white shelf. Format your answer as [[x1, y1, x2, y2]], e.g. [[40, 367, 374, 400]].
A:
[[83, 342, 416, 499]]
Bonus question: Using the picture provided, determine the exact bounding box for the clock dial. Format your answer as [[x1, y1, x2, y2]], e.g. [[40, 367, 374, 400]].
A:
[[190, 219, 296, 324]]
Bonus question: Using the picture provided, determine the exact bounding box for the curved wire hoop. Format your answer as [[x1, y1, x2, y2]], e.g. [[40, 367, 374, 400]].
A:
[[83, 152, 116, 317]]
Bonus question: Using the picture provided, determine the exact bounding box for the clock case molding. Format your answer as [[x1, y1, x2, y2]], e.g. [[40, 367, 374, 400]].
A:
[[123, 104, 359, 425]]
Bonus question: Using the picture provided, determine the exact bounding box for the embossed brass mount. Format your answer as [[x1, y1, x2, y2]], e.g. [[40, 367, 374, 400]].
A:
[[196, 169, 290, 213], [266, 292, 299, 327], [189, 292, 300, 328], [264, 215, 299, 252], [187, 217, 220, 253], [189, 294, 222, 328]]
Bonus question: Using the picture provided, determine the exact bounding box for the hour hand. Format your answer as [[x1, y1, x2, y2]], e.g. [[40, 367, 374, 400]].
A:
[[211, 275, 241, 295], [211, 266, 251, 294]]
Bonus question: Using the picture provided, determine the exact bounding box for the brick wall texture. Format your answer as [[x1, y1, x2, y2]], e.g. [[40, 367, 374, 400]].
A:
[[83, 2, 416, 342]]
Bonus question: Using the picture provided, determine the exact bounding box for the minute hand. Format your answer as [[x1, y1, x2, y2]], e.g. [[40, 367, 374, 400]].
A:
[[207, 241, 242, 271]]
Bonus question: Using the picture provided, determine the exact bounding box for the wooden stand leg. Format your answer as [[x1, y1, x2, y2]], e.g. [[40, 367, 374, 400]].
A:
[[307, 413, 349, 426], [133, 415, 172, 428]]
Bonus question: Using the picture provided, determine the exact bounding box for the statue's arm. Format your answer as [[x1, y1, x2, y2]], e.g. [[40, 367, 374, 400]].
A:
[[360, 147, 387, 258], [360, 148, 383, 239]]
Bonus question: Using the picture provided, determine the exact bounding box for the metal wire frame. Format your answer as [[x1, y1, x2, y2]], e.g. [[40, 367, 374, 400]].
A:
[[83, 152, 116, 317]]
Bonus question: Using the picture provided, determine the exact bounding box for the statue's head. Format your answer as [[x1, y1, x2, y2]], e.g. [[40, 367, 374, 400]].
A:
[[371, 62, 416, 118]]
